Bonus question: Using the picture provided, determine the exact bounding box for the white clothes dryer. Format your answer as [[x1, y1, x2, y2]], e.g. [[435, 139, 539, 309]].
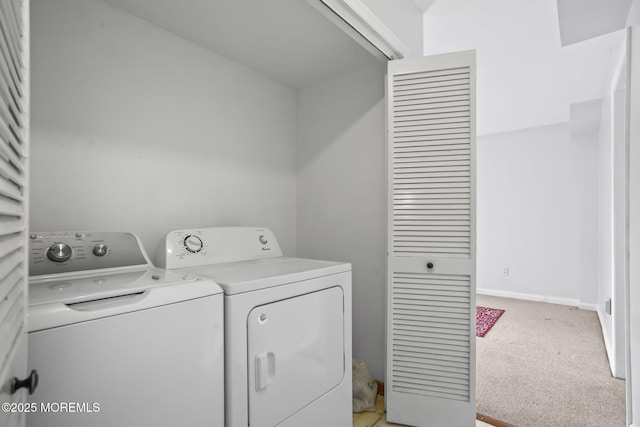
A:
[[157, 227, 352, 427], [27, 231, 224, 427]]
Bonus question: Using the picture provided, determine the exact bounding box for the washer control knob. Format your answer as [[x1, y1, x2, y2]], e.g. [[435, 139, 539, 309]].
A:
[[93, 243, 108, 257], [259, 235, 268, 245], [47, 243, 72, 263], [184, 235, 203, 253]]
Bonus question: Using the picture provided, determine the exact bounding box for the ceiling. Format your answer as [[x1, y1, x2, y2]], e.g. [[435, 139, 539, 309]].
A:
[[101, 0, 630, 134], [422, 0, 625, 136], [557, 0, 633, 46], [101, 0, 380, 90]]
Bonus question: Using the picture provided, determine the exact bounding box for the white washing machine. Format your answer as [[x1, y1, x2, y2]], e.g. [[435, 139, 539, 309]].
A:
[[157, 227, 352, 427], [27, 231, 224, 427]]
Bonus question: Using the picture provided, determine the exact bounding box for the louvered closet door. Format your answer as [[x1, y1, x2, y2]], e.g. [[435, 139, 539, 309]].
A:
[[0, 1, 29, 426], [386, 50, 475, 427]]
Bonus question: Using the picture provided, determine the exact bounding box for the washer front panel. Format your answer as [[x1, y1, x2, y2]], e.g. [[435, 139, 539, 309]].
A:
[[27, 292, 224, 427], [29, 232, 149, 276], [158, 227, 283, 269]]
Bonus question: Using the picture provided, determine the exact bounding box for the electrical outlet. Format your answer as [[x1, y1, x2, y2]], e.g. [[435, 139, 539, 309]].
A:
[[502, 267, 509, 276]]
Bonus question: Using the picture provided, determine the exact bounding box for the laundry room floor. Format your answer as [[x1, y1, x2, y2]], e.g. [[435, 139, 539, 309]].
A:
[[353, 396, 493, 427]]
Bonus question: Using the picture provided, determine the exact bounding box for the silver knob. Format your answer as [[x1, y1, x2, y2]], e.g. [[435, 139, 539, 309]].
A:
[[93, 243, 107, 257], [259, 235, 268, 245], [47, 243, 72, 262], [184, 235, 203, 253]]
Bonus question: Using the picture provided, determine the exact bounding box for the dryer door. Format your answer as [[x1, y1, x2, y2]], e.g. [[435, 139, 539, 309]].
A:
[[247, 286, 344, 427]]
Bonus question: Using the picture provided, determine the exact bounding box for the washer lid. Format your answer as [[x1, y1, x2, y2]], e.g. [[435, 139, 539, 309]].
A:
[[29, 267, 221, 307], [182, 257, 351, 295], [28, 270, 222, 333]]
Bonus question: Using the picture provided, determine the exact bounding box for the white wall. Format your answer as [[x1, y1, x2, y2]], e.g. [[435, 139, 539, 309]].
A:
[[628, 24, 640, 427], [296, 64, 387, 380], [477, 123, 599, 307], [29, 0, 420, 389], [29, 0, 417, 385], [30, 0, 298, 258]]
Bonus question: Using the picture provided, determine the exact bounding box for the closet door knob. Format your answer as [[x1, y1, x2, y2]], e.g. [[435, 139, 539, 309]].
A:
[[426, 262, 434, 269], [11, 369, 39, 395]]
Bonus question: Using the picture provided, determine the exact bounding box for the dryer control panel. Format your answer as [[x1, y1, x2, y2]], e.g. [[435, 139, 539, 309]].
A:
[[29, 231, 151, 277], [157, 227, 283, 269]]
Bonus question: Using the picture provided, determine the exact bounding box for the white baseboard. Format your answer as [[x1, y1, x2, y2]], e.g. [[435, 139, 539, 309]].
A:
[[578, 302, 599, 311], [477, 288, 597, 311]]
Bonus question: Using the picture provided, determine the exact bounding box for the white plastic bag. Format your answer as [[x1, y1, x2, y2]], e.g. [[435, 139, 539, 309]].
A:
[[352, 359, 378, 413]]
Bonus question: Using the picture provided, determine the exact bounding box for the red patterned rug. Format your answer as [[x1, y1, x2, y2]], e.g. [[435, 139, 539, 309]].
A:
[[476, 306, 505, 337]]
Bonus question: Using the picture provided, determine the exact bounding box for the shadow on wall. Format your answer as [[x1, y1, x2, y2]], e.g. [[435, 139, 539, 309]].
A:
[[296, 63, 388, 380]]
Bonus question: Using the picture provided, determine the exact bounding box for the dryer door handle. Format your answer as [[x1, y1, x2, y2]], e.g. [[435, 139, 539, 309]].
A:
[[255, 352, 276, 391]]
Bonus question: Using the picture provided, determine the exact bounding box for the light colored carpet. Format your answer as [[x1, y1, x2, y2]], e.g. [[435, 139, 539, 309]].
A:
[[476, 294, 626, 427]]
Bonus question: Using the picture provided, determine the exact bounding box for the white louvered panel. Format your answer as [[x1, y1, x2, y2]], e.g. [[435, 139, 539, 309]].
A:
[[394, 113, 470, 125], [0, 0, 27, 419], [387, 52, 475, 427], [0, 1, 23, 78], [0, 77, 19, 117], [394, 75, 471, 87], [0, 272, 23, 369], [395, 78, 471, 92], [391, 66, 471, 258], [394, 91, 470, 104], [395, 187, 469, 195], [0, 174, 20, 200], [394, 174, 469, 182], [395, 90, 471, 104], [395, 183, 469, 190], [1, 1, 23, 62], [395, 137, 470, 147], [391, 272, 471, 401], [0, 116, 24, 163], [0, 216, 24, 236], [0, 55, 22, 114], [0, 232, 22, 258], [395, 72, 470, 86], [394, 153, 469, 162], [395, 146, 470, 155], [394, 160, 468, 173], [0, 149, 21, 185], [394, 130, 469, 140], [394, 67, 470, 81], [394, 101, 470, 115], [394, 167, 470, 176], [394, 147, 470, 157]]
